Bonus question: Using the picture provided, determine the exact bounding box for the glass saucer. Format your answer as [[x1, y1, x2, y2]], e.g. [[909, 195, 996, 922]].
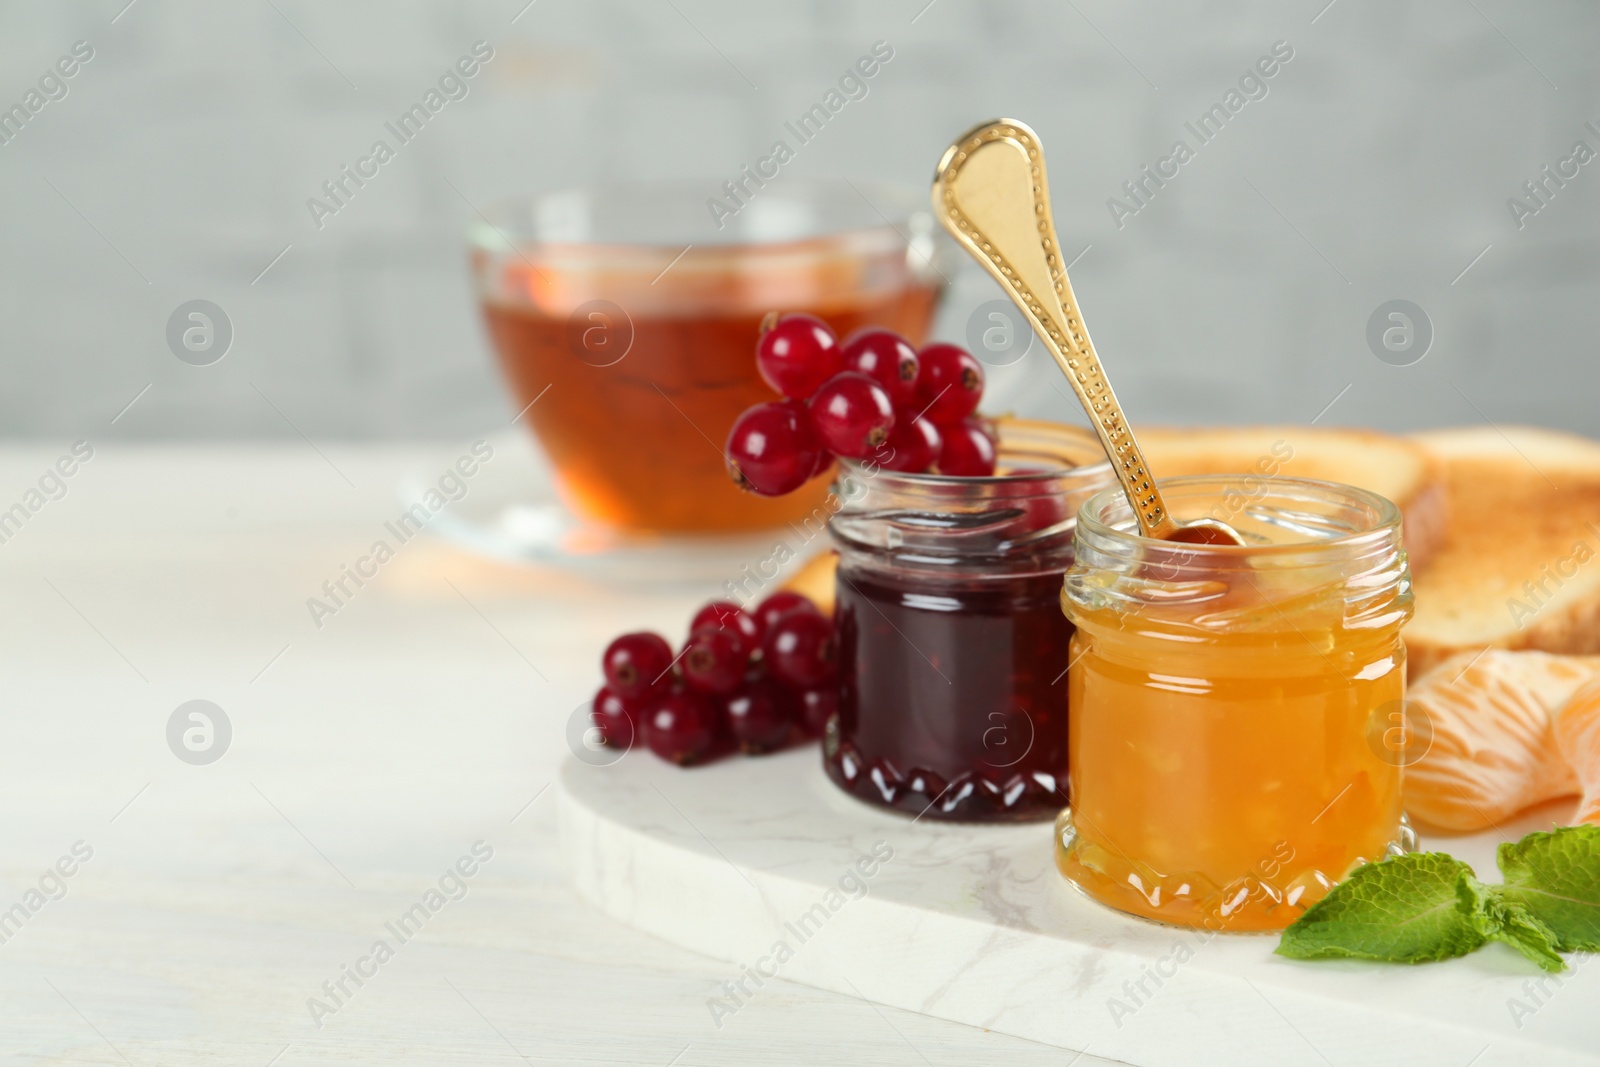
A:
[[397, 436, 816, 588]]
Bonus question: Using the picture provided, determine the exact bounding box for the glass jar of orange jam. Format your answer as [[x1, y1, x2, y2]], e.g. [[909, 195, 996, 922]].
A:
[[1056, 476, 1414, 931]]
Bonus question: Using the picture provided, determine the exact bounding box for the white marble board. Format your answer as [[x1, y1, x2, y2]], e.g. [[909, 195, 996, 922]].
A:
[[559, 746, 1598, 1067]]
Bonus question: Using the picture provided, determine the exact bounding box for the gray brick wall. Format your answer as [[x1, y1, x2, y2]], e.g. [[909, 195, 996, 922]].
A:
[[2, 0, 1595, 439]]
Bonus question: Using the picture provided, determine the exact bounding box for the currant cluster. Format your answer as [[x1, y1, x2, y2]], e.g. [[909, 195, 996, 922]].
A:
[[592, 591, 837, 766], [725, 314, 996, 496]]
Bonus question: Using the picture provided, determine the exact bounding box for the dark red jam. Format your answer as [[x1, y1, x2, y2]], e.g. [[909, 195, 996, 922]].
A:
[[826, 565, 1074, 821]]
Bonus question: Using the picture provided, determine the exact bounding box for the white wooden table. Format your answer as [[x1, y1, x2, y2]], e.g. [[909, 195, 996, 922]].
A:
[[0, 439, 1129, 1066]]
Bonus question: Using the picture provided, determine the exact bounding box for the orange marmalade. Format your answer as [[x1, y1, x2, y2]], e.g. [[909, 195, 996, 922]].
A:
[[1056, 476, 1414, 931]]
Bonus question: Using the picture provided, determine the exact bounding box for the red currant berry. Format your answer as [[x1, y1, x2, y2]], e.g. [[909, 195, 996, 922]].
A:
[[601, 632, 673, 701], [763, 609, 836, 688], [937, 417, 998, 477], [753, 591, 820, 634], [794, 686, 837, 738], [915, 343, 985, 425], [592, 685, 638, 748], [756, 313, 841, 399], [726, 400, 823, 497], [809, 372, 895, 459], [643, 692, 718, 765], [1020, 487, 1070, 532], [876, 415, 943, 473], [722, 678, 794, 753], [689, 600, 763, 654], [840, 328, 919, 406], [681, 628, 749, 696]]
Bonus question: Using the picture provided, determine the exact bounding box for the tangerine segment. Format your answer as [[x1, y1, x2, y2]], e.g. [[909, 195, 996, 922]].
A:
[[1556, 676, 1600, 826], [1404, 651, 1600, 831]]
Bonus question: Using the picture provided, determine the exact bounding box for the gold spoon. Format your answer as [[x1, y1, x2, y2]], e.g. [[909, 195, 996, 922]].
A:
[[931, 118, 1245, 547]]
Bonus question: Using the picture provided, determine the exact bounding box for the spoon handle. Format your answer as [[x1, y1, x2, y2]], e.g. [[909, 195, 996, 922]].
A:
[[931, 118, 1176, 540]]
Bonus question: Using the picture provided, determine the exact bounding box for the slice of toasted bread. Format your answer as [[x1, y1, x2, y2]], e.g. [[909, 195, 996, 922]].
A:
[[1136, 425, 1447, 568], [1405, 426, 1600, 677]]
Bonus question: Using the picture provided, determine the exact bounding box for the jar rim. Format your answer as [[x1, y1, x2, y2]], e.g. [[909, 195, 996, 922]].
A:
[[837, 418, 1112, 496], [1076, 474, 1404, 570], [829, 419, 1117, 570]]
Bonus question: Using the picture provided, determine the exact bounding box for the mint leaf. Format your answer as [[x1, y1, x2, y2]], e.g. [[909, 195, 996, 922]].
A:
[[1496, 825, 1600, 952], [1277, 835, 1597, 971], [1276, 853, 1490, 965], [1461, 876, 1566, 973]]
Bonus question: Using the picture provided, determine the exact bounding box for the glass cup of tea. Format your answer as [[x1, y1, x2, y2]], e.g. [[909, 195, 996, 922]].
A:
[[468, 180, 949, 534]]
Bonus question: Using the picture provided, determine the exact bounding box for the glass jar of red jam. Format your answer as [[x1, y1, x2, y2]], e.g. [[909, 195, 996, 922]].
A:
[[823, 420, 1113, 821]]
